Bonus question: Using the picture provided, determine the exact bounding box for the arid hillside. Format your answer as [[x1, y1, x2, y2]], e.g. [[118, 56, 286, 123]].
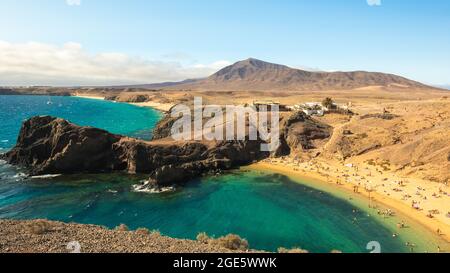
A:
[[163, 58, 434, 92], [318, 99, 450, 184]]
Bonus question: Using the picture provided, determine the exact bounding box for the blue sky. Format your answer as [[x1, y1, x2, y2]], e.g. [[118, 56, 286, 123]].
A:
[[0, 0, 449, 86]]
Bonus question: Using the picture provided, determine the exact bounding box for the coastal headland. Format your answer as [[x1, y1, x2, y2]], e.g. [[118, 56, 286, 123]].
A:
[[1, 58, 449, 252]]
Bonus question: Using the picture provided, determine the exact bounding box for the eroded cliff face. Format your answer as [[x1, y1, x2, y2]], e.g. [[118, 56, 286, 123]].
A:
[[274, 112, 332, 157], [1, 112, 332, 186], [1, 116, 269, 186], [2, 116, 123, 175]]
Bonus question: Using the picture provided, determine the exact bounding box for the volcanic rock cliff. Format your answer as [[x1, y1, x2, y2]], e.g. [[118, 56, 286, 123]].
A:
[[1, 116, 270, 186], [1, 112, 331, 186]]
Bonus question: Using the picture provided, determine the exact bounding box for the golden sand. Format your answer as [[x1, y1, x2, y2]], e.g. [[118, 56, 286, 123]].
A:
[[130, 101, 174, 112], [249, 159, 450, 245], [72, 94, 174, 112], [72, 94, 106, 101]]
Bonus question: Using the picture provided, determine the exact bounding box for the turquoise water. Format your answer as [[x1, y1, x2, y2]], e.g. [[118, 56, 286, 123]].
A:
[[0, 168, 416, 253], [0, 95, 443, 253], [0, 95, 162, 151]]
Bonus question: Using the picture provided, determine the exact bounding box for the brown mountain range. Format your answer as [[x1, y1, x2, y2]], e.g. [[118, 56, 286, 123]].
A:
[[152, 58, 432, 92]]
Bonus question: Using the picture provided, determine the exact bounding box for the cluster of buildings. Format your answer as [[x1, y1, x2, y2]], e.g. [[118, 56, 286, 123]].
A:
[[252, 100, 351, 117], [289, 102, 326, 116], [253, 100, 289, 112], [290, 102, 351, 116]]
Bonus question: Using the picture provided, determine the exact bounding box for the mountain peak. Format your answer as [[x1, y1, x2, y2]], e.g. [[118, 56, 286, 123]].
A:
[[241, 58, 266, 65], [211, 58, 290, 80], [156, 58, 432, 91], [233, 58, 288, 69]]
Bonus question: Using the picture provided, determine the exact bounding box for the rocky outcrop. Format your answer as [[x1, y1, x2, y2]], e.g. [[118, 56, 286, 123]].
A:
[[147, 139, 263, 186], [0, 88, 18, 95], [274, 112, 332, 156], [2, 116, 123, 175], [1, 116, 269, 187], [122, 94, 150, 103], [0, 88, 71, 96], [2, 113, 332, 187], [151, 116, 179, 140]]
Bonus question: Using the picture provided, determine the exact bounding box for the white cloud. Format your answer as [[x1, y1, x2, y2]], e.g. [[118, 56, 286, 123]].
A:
[[193, 61, 232, 70], [0, 41, 230, 86], [66, 0, 81, 6], [367, 0, 381, 6]]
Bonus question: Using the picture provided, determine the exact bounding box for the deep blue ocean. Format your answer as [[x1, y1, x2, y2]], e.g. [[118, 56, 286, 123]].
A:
[[0, 95, 445, 253]]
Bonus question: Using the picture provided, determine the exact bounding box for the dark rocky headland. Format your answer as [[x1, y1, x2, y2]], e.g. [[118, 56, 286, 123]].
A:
[[0, 112, 330, 188]]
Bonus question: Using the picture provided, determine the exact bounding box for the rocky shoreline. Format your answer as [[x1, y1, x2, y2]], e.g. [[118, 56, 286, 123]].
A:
[[0, 116, 268, 187], [0, 219, 251, 253], [0, 108, 333, 253], [0, 110, 330, 189]]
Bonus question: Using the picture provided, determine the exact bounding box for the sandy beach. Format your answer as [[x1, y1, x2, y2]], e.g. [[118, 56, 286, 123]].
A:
[[72, 94, 106, 101], [130, 101, 174, 112], [72, 94, 174, 112], [249, 159, 450, 248]]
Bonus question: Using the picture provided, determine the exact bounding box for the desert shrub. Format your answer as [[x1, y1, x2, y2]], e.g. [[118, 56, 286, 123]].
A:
[[214, 234, 249, 251], [26, 220, 53, 235], [115, 224, 129, 232], [361, 113, 398, 120], [196, 233, 249, 251], [322, 97, 334, 109], [196, 232, 211, 244], [367, 159, 376, 166], [278, 247, 309, 253], [357, 133, 369, 139], [135, 228, 150, 235]]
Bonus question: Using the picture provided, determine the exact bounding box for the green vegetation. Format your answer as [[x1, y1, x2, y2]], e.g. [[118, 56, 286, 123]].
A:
[[322, 97, 334, 109]]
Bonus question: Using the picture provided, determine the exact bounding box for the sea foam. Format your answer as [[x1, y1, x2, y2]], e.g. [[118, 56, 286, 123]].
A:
[[30, 174, 62, 179], [132, 180, 175, 194], [13, 172, 27, 178], [133, 186, 175, 194]]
